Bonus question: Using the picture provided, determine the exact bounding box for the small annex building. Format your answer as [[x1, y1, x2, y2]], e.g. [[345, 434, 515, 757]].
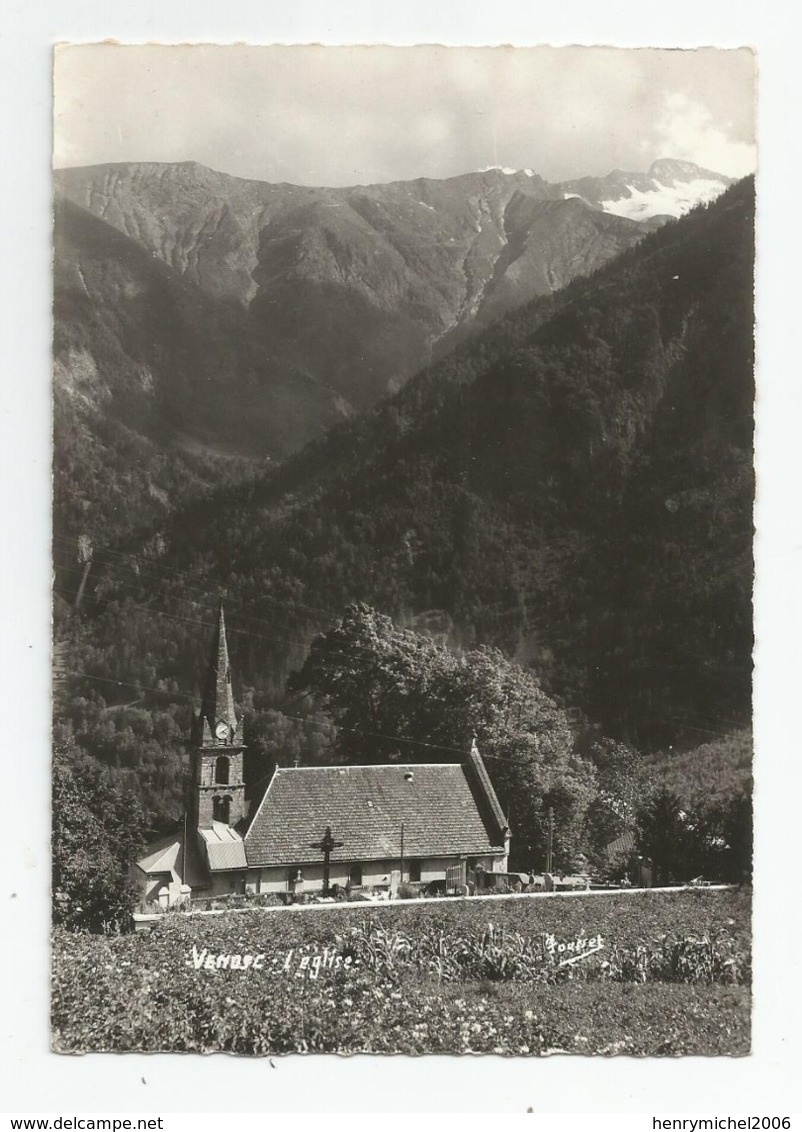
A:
[[134, 604, 510, 906]]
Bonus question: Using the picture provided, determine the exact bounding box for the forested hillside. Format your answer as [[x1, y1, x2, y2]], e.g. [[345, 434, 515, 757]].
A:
[[55, 179, 754, 827], [644, 730, 753, 808], [53, 197, 347, 573]]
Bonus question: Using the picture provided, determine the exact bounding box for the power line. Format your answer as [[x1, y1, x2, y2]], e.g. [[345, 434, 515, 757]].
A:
[[54, 578, 326, 655], [673, 709, 751, 732], [52, 534, 340, 621], [54, 578, 427, 686], [54, 545, 417, 663], [55, 550, 485, 672], [53, 531, 752, 672], [61, 667, 539, 767], [55, 563, 747, 689], [667, 720, 746, 743]]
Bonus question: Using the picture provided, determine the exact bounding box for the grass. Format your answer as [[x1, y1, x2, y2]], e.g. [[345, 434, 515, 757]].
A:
[[52, 887, 750, 1056]]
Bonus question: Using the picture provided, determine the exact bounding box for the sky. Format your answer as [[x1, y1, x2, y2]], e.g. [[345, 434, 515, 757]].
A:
[[54, 45, 755, 186]]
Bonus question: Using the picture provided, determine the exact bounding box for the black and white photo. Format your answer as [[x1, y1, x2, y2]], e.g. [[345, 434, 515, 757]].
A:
[[50, 43, 755, 1058]]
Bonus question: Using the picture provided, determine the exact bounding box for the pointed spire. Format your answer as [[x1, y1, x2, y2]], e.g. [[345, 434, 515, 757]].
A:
[[197, 600, 239, 745]]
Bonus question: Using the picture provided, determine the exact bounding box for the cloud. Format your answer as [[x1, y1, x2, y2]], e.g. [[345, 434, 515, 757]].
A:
[[53, 46, 757, 187], [648, 91, 756, 178]]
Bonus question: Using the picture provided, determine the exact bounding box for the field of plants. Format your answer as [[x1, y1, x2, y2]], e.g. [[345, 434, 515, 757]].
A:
[[52, 888, 751, 1056]]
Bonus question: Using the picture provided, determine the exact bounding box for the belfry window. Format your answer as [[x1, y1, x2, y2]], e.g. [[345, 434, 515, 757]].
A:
[[215, 755, 230, 785], [213, 795, 231, 825]]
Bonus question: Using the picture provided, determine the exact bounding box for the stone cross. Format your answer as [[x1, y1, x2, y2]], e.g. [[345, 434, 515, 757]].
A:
[[310, 825, 344, 896]]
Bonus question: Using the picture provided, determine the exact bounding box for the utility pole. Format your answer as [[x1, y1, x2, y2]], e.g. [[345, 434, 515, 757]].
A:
[[545, 806, 554, 875], [400, 820, 405, 885]]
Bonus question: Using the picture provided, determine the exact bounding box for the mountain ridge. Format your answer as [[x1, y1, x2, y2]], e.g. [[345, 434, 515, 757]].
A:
[[54, 157, 731, 412], [62, 179, 754, 755]]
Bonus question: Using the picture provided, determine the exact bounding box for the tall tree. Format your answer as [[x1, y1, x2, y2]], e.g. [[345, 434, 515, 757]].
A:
[[635, 786, 692, 885], [289, 603, 596, 869]]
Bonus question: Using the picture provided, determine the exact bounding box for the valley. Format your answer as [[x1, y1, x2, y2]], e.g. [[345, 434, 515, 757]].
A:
[[54, 178, 754, 814]]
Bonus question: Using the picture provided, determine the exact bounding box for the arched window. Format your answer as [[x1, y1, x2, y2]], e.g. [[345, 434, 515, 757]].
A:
[[215, 755, 230, 785], [212, 795, 231, 825]]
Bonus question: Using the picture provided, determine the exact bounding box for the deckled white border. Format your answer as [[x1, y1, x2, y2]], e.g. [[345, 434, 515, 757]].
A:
[[1, 0, 799, 1115]]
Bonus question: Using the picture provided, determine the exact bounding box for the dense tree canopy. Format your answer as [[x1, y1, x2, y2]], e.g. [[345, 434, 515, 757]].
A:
[[53, 740, 148, 932], [635, 784, 752, 885]]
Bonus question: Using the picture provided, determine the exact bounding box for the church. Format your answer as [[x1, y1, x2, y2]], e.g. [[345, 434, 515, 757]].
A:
[[134, 604, 511, 907]]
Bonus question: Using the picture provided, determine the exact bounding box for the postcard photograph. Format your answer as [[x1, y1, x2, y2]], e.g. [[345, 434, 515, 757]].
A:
[[50, 43, 755, 1057]]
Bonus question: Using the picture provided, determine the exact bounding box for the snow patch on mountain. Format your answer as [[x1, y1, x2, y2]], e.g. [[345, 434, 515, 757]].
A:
[[479, 165, 537, 177], [600, 176, 727, 221]]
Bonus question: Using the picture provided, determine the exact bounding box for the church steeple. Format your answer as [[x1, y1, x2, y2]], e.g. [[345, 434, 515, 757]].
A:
[[190, 601, 247, 829], [193, 602, 242, 748]]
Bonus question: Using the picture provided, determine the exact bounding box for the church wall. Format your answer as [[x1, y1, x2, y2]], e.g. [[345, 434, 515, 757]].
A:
[[131, 867, 171, 906], [143, 875, 167, 903], [207, 870, 246, 897], [194, 745, 247, 828], [196, 784, 247, 829], [244, 853, 506, 896], [197, 749, 244, 787], [247, 864, 334, 895], [419, 857, 460, 883], [361, 860, 395, 888]]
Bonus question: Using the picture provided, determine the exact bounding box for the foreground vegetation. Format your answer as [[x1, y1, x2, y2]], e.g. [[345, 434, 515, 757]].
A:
[[52, 888, 750, 1056]]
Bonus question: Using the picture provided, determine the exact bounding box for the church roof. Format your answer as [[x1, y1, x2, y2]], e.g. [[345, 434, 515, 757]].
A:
[[136, 833, 182, 877], [243, 753, 509, 868], [135, 830, 210, 888], [199, 822, 248, 871], [604, 830, 637, 861]]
